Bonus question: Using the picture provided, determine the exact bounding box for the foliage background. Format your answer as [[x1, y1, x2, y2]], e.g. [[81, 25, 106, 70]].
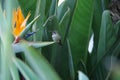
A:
[[0, 0, 120, 80]]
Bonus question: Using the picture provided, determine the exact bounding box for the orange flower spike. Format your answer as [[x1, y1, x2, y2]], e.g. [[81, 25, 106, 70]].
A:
[[12, 7, 30, 38]]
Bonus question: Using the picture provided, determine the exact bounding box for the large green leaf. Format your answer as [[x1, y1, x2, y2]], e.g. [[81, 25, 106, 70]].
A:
[[67, 39, 75, 80], [59, 8, 70, 43], [92, 0, 111, 55], [32, 0, 46, 41], [43, 8, 72, 80], [69, 0, 94, 71], [20, 41, 61, 80], [42, 13, 74, 80], [0, 39, 1, 74], [90, 10, 117, 80], [43, 15, 59, 35], [49, 41, 75, 80], [0, 0, 14, 80], [57, 0, 76, 21], [57, 0, 76, 43], [91, 0, 103, 64], [10, 62, 20, 80], [49, 0, 58, 16], [101, 0, 110, 10], [45, 0, 52, 16], [97, 10, 116, 62], [13, 57, 39, 80], [42, 15, 59, 61]]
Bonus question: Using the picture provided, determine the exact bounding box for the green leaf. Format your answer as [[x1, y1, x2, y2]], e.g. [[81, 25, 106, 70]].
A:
[[57, 0, 76, 43], [57, 0, 76, 21], [49, 0, 58, 16], [0, 4, 7, 33], [50, 41, 74, 80], [33, 15, 58, 69], [42, 15, 59, 41], [32, 0, 46, 41], [0, 38, 2, 80], [67, 39, 75, 80], [10, 62, 20, 80], [45, 0, 52, 16], [90, 0, 103, 69], [69, 0, 94, 71], [0, 1, 13, 80], [114, 20, 120, 35], [13, 57, 39, 80], [59, 8, 70, 43], [43, 15, 59, 31], [20, 41, 61, 80], [90, 10, 117, 80], [101, 0, 110, 10], [97, 10, 116, 62], [92, 0, 103, 51], [78, 71, 89, 80], [42, 14, 74, 80], [0, 39, 1, 73]]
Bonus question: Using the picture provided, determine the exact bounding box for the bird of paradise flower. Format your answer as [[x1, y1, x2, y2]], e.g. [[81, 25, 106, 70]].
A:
[[12, 7, 30, 43]]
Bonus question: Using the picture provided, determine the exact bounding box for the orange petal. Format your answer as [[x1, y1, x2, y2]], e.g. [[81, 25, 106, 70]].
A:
[[21, 12, 31, 28], [17, 7, 25, 25], [12, 7, 30, 37]]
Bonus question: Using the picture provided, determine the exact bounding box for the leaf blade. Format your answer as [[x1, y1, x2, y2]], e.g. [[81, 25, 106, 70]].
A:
[[20, 41, 61, 80]]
